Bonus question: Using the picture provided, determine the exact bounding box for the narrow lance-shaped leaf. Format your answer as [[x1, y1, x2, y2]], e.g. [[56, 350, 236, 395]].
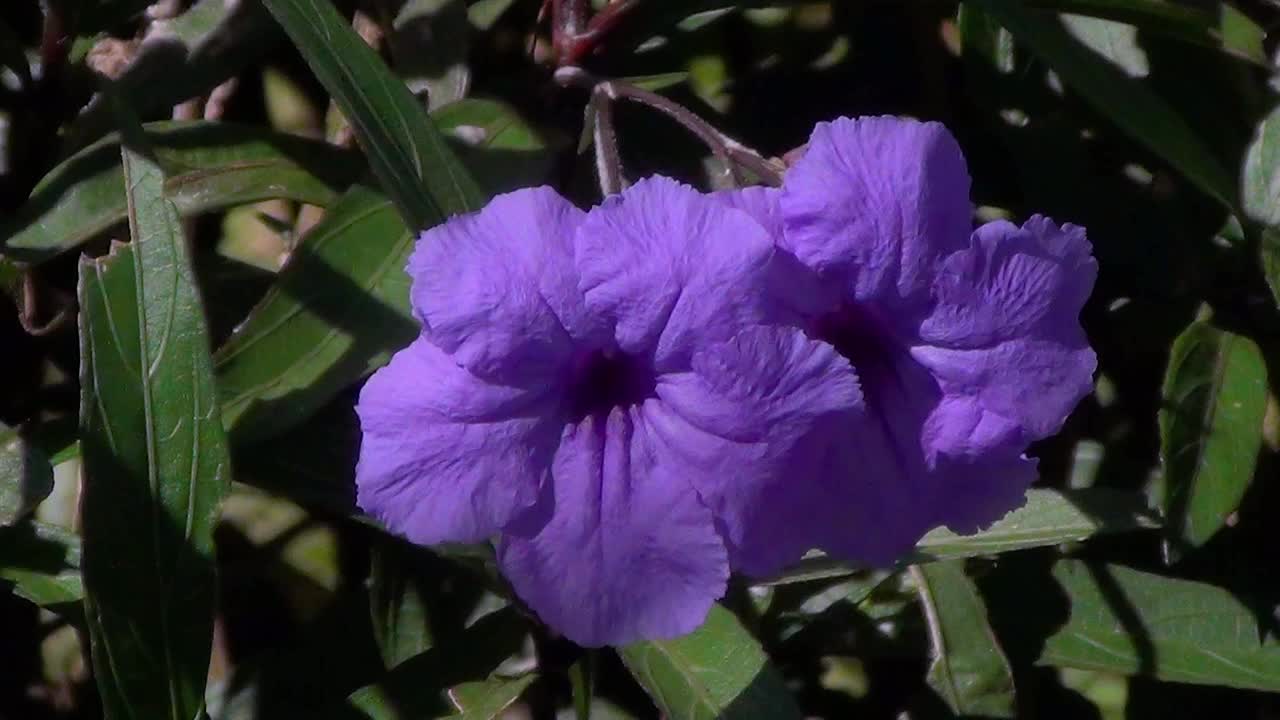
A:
[[260, 0, 484, 230], [975, 0, 1236, 208], [2, 121, 363, 264], [913, 562, 1016, 718], [448, 675, 537, 720], [78, 118, 230, 719], [1158, 320, 1266, 560], [619, 605, 802, 720]]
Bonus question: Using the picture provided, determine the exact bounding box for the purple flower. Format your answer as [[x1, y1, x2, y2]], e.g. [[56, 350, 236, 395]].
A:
[[355, 177, 862, 647], [724, 116, 1098, 565]]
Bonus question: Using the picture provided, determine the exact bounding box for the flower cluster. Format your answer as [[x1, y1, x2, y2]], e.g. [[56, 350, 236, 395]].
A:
[[355, 116, 1097, 647]]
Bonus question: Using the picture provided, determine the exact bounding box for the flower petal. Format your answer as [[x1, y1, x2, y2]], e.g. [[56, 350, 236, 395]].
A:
[[575, 176, 782, 372], [780, 116, 972, 309], [651, 326, 863, 577], [408, 186, 598, 385], [355, 336, 561, 546], [498, 409, 728, 647], [914, 216, 1097, 445]]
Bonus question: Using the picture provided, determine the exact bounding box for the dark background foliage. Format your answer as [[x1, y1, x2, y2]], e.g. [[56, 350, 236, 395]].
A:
[[3, 0, 1280, 718]]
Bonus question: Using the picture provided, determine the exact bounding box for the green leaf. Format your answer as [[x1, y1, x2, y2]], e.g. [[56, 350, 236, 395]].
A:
[[214, 186, 416, 445], [433, 98, 560, 195], [1009, 560, 1280, 691], [1157, 320, 1266, 559], [215, 100, 554, 446], [369, 547, 433, 669], [261, 0, 484, 231], [0, 424, 54, 527], [448, 674, 537, 719], [2, 121, 363, 264], [1244, 103, 1280, 228], [568, 654, 594, 720], [958, 4, 1016, 74], [77, 114, 230, 720], [975, 0, 1237, 208], [65, 0, 279, 151], [0, 521, 83, 606], [763, 488, 1159, 585], [619, 605, 802, 720], [347, 607, 529, 720], [913, 563, 1016, 718], [1032, 0, 1265, 62]]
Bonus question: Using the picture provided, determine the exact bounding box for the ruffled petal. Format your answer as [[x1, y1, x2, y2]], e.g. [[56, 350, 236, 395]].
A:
[[408, 186, 599, 385], [914, 216, 1097, 445], [498, 409, 729, 647], [780, 116, 973, 310], [355, 336, 562, 546], [575, 176, 782, 372], [650, 326, 863, 577]]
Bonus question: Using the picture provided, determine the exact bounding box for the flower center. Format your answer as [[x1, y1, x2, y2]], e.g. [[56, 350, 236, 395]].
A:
[[813, 302, 899, 386], [567, 349, 657, 420]]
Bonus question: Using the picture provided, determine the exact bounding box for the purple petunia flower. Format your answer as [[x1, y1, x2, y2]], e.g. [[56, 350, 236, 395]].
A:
[[722, 116, 1098, 565], [355, 177, 862, 647]]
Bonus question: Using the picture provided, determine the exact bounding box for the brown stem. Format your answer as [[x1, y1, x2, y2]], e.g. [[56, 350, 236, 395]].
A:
[[554, 66, 784, 187], [589, 88, 624, 195]]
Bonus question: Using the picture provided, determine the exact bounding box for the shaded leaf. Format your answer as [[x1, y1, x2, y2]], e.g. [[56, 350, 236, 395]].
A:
[[1158, 320, 1266, 560], [619, 605, 802, 720], [0, 423, 54, 527], [763, 488, 1158, 585], [261, 0, 483, 231], [67, 0, 279, 151], [391, 0, 472, 111], [77, 116, 230, 720], [975, 0, 1236, 208], [2, 121, 363, 264], [433, 98, 560, 195], [913, 562, 1016, 718], [0, 521, 83, 606], [347, 607, 529, 719]]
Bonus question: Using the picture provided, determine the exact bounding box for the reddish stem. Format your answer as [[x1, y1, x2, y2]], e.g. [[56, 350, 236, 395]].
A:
[[561, 0, 641, 65]]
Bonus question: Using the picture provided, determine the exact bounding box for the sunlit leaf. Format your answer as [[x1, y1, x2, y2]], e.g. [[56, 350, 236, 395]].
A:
[[619, 605, 802, 720], [914, 562, 1016, 718], [1, 121, 362, 264], [1158, 320, 1266, 560], [260, 0, 484, 230], [989, 560, 1280, 691], [0, 521, 83, 606], [77, 111, 229, 720]]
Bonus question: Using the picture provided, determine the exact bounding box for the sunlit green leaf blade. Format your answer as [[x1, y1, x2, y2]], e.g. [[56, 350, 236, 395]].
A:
[[763, 488, 1158, 585], [0, 423, 53, 527], [448, 674, 537, 719], [215, 186, 415, 445], [78, 127, 230, 720], [260, 0, 484, 230], [976, 0, 1236, 208], [619, 605, 802, 720], [914, 562, 1016, 718], [2, 121, 362, 264], [215, 100, 553, 446], [1158, 320, 1266, 559], [996, 560, 1280, 691], [0, 521, 83, 606]]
